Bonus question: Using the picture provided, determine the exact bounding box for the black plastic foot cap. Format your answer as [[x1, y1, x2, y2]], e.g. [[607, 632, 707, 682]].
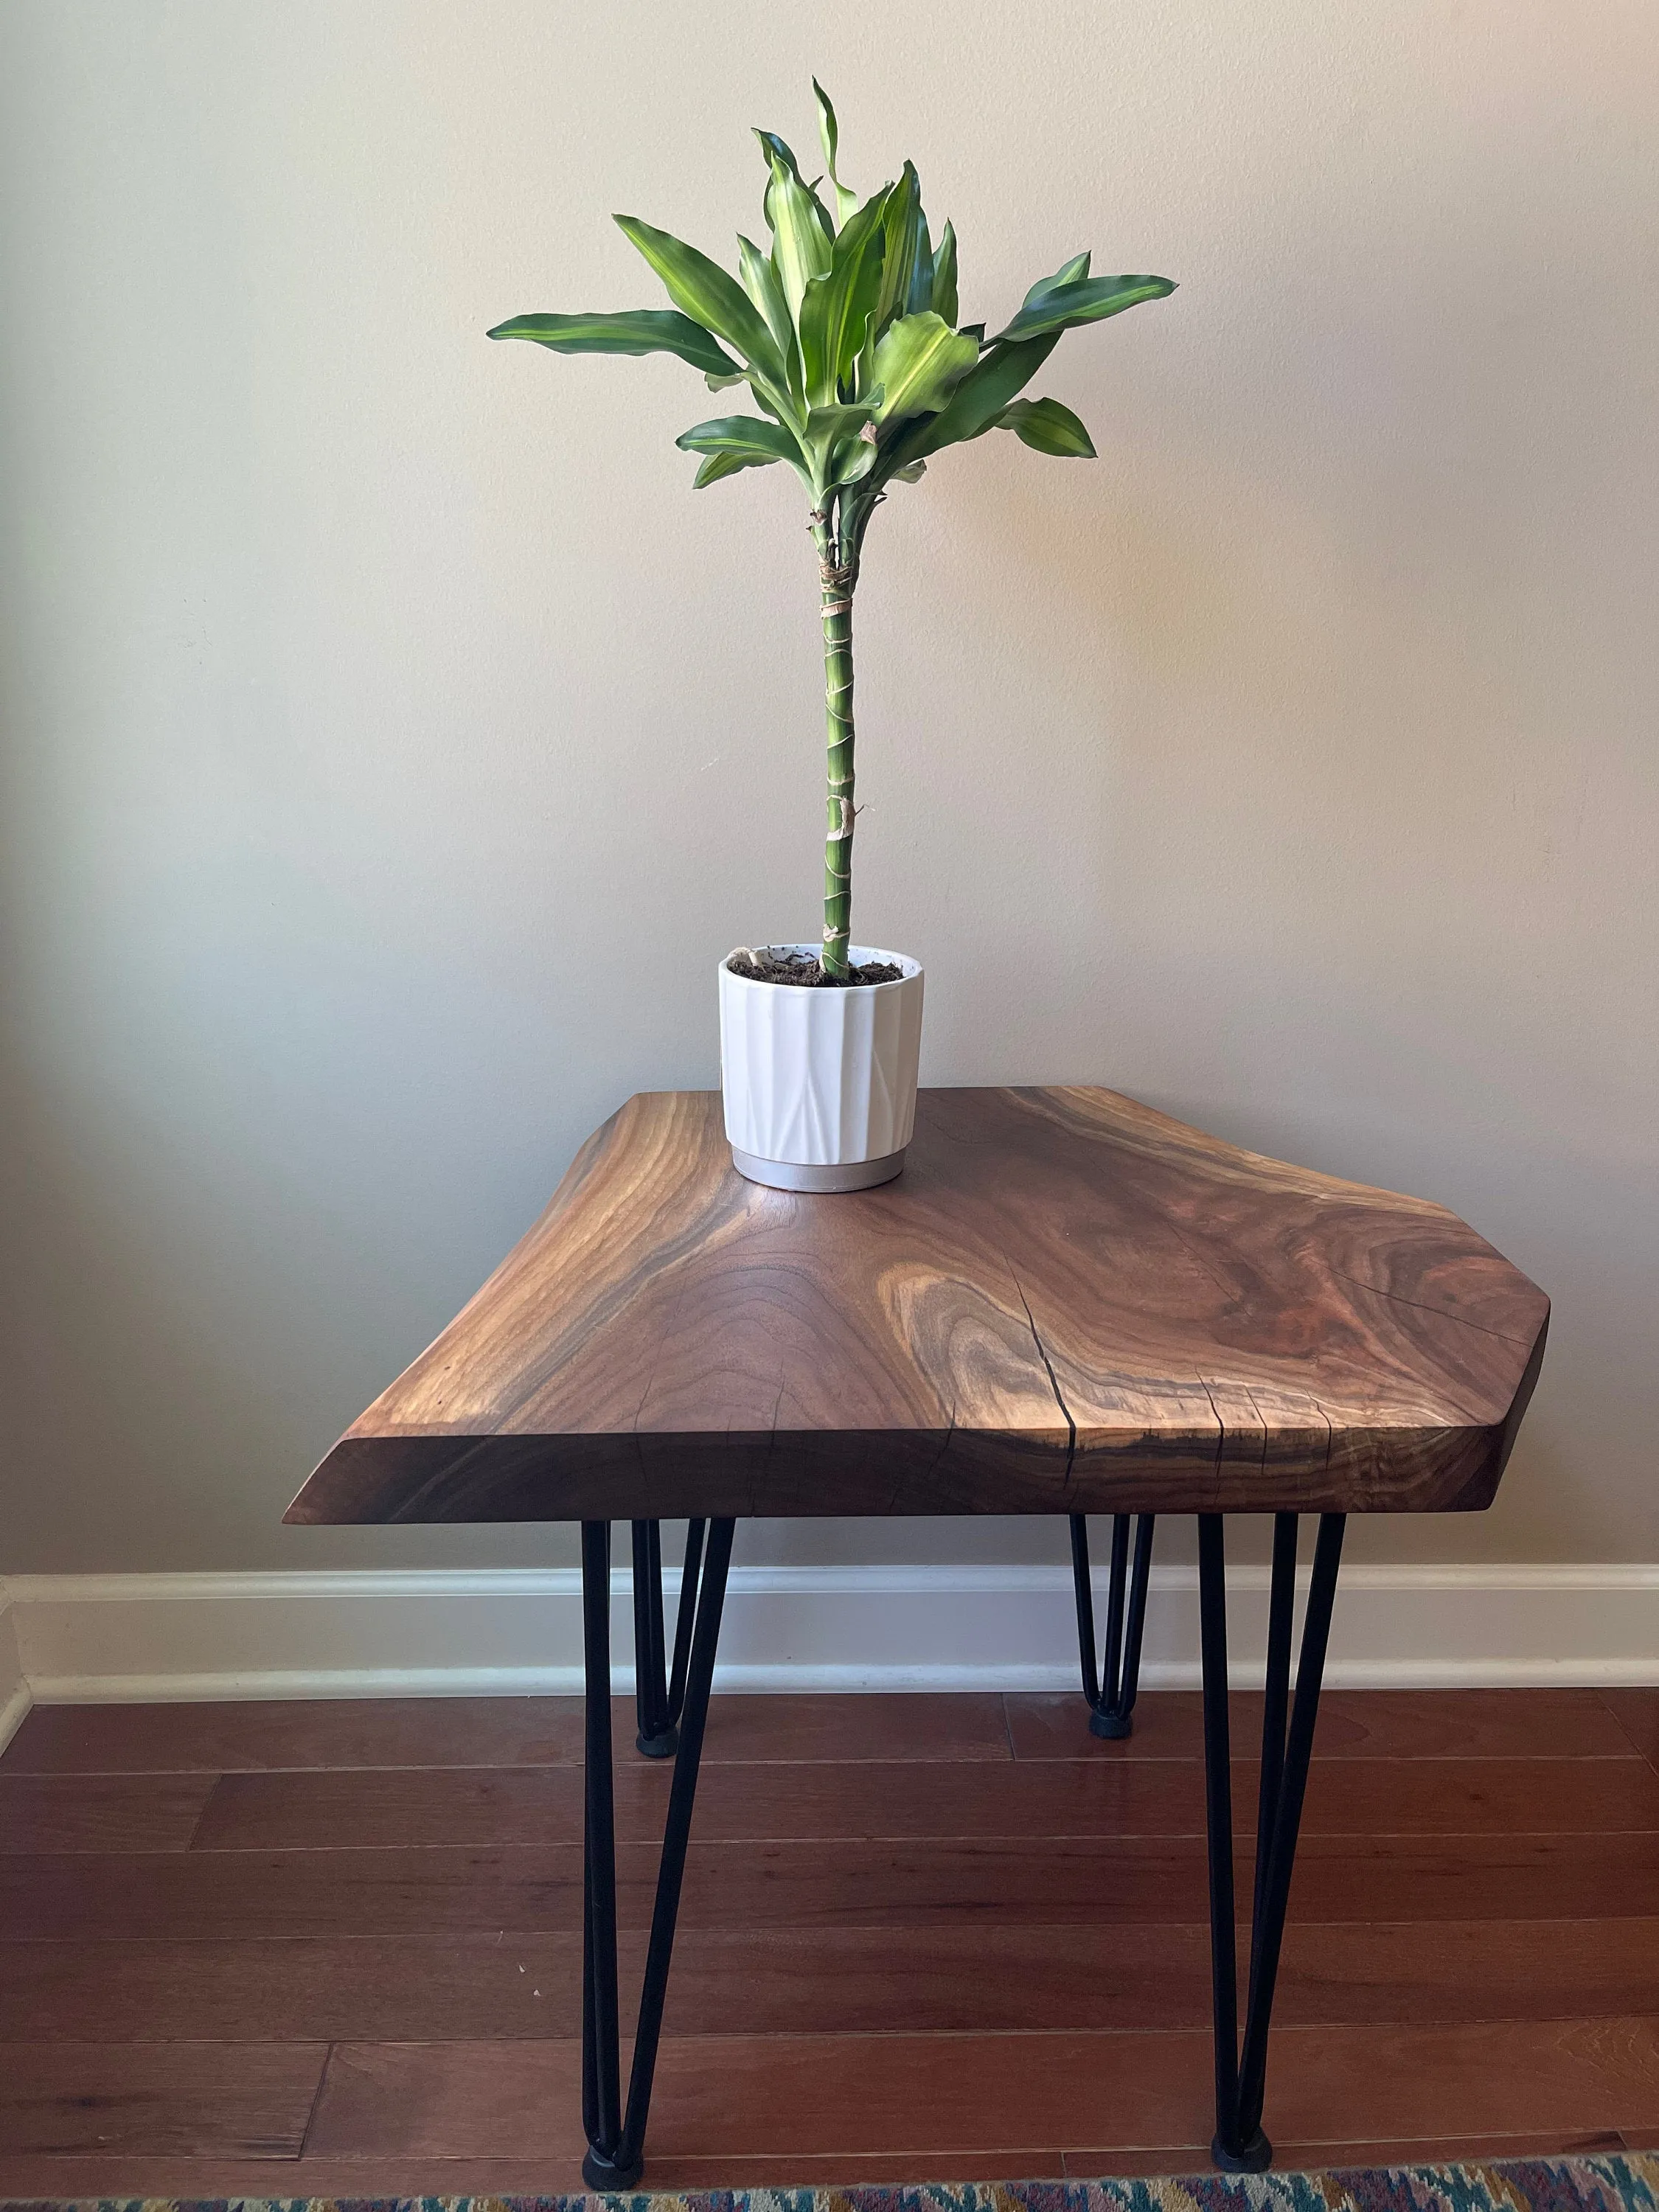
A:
[[1089, 1705, 1133, 1739], [1211, 2128, 1273, 2174], [583, 2143, 644, 2191], [635, 1725, 678, 1759]]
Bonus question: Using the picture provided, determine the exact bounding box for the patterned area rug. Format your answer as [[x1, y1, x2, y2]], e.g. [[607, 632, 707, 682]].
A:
[[6, 2152, 1659, 2212]]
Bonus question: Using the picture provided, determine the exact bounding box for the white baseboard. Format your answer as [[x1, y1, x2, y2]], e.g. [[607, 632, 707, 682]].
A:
[[1, 1559, 1657, 1712]]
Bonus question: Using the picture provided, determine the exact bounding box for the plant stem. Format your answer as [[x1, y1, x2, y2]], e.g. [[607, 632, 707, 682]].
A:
[[813, 499, 857, 979]]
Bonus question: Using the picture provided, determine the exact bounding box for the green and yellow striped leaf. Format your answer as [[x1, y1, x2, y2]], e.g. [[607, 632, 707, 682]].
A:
[[813, 80, 859, 229], [869, 163, 924, 344], [880, 331, 1060, 469], [1022, 251, 1091, 307], [992, 271, 1175, 346], [737, 234, 802, 403], [486, 310, 742, 380], [675, 413, 804, 465], [613, 215, 787, 386], [798, 186, 891, 406], [869, 311, 980, 423], [755, 132, 834, 317], [692, 449, 776, 488]]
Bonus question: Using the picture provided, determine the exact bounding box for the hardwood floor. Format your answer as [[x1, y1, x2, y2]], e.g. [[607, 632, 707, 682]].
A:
[[0, 1686, 1655, 2194]]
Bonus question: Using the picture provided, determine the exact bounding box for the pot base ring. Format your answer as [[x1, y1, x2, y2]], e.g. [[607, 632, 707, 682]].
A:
[[730, 1146, 906, 1193]]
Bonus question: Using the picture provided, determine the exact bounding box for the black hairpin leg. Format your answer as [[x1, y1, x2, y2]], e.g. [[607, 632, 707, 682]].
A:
[[582, 1515, 734, 2189], [1069, 1512, 1156, 1737], [1200, 1509, 1345, 2172], [630, 1517, 707, 1757]]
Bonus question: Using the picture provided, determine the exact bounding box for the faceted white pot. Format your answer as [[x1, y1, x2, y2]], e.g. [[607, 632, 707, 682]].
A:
[[718, 944, 925, 1192]]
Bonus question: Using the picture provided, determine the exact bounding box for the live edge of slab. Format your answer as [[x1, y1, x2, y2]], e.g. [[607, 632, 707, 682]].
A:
[[287, 1085, 1548, 1528]]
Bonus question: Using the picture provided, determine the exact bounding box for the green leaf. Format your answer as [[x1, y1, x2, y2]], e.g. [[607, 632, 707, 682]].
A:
[[797, 185, 890, 406], [869, 310, 979, 422], [813, 79, 859, 228], [881, 332, 1060, 469], [991, 272, 1175, 346], [612, 216, 787, 386], [832, 437, 879, 487], [906, 214, 935, 316], [692, 449, 776, 488], [737, 232, 801, 403], [745, 380, 797, 429], [1022, 251, 1090, 307], [812, 83, 838, 177], [997, 395, 1096, 457], [487, 309, 742, 380], [806, 400, 880, 442], [800, 400, 880, 500], [756, 133, 834, 317], [674, 413, 804, 465], [738, 235, 796, 361], [869, 162, 923, 344], [753, 128, 808, 179], [888, 457, 927, 484], [763, 159, 834, 319], [931, 220, 959, 326]]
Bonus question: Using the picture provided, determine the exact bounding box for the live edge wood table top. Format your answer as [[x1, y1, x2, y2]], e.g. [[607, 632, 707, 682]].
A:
[[288, 1085, 1548, 1530]]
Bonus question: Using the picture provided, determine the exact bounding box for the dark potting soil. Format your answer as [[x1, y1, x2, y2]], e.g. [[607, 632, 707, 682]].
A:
[[727, 949, 905, 988]]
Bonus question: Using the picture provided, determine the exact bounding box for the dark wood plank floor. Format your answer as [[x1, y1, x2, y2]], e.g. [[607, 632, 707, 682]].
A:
[[1, 1686, 1656, 2194]]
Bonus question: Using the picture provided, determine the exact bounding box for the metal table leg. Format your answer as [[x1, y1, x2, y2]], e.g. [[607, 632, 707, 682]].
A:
[[1199, 1509, 1345, 2171], [630, 1518, 707, 1758], [1069, 1512, 1156, 1737], [582, 1514, 734, 2189]]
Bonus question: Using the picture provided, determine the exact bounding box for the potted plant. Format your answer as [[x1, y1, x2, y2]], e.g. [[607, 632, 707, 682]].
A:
[[491, 86, 1174, 1191]]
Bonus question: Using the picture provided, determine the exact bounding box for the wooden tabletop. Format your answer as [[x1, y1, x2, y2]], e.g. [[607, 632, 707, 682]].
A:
[[286, 1087, 1548, 1526]]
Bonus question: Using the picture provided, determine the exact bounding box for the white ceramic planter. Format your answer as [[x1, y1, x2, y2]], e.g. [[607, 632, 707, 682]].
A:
[[718, 944, 925, 1191]]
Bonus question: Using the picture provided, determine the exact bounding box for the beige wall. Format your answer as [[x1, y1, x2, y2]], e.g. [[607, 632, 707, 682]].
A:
[[1, 0, 1653, 1574]]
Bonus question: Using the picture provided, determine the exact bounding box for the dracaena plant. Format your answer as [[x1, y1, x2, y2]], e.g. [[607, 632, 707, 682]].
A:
[[490, 85, 1175, 980]]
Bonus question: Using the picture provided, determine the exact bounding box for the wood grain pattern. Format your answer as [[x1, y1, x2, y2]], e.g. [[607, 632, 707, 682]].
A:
[[285, 1087, 1548, 1524], [0, 1773, 216, 1852], [0, 2140, 1629, 2200], [1006, 1687, 1641, 1762], [16, 1829, 1659, 1941], [299, 2021, 1659, 2162], [186, 1753, 1659, 1851], [12, 1919, 1659, 2043], [1, 1691, 1011, 1774], [0, 2040, 326, 2157], [4, 1687, 1658, 2192], [10, 1688, 1622, 1777], [1062, 2138, 1630, 2182], [1600, 1690, 1659, 1768]]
